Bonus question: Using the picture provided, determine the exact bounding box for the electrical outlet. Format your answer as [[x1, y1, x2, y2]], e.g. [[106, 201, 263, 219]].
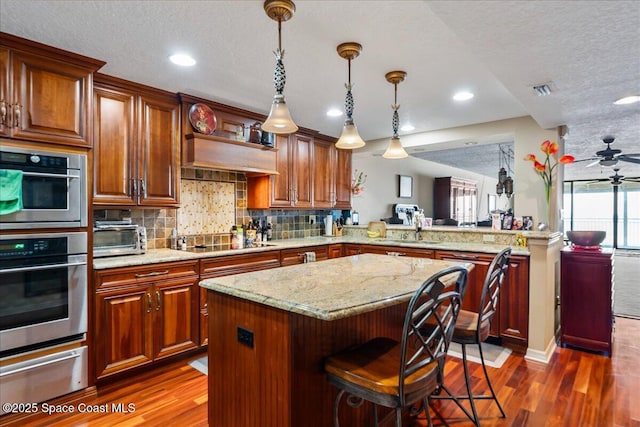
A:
[[237, 326, 254, 348], [483, 234, 496, 243]]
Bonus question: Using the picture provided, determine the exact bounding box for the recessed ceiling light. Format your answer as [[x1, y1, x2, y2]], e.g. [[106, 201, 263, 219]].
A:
[[169, 54, 196, 67], [614, 95, 640, 105], [453, 91, 474, 101], [400, 124, 415, 132], [326, 108, 343, 117]]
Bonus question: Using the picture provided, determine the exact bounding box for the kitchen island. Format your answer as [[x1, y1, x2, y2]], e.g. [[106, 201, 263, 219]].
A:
[[201, 253, 473, 427]]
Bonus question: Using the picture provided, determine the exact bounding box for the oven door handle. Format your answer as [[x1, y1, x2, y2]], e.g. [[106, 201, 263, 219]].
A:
[[21, 171, 80, 180], [0, 261, 87, 274], [0, 351, 81, 377]]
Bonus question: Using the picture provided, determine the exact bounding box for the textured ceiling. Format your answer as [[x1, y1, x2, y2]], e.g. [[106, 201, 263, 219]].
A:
[[1, 0, 638, 181]]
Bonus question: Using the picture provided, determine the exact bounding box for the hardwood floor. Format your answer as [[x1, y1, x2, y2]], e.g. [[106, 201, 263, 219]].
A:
[[7, 317, 639, 427]]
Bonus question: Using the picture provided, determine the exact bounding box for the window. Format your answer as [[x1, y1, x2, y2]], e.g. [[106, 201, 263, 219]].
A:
[[563, 179, 640, 249]]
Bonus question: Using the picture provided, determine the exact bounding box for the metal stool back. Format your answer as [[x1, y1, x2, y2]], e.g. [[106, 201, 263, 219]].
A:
[[324, 265, 467, 427]]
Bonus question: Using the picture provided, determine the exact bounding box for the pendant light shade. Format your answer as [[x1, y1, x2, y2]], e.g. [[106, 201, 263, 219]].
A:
[[262, 0, 298, 134], [335, 42, 365, 149], [382, 71, 408, 159]]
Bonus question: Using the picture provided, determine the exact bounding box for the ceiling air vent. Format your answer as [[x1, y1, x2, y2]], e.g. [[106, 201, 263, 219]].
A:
[[532, 82, 554, 96]]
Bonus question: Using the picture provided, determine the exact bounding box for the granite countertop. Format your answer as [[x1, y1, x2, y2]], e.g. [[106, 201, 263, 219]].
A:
[[93, 235, 529, 270], [200, 253, 472, 321]]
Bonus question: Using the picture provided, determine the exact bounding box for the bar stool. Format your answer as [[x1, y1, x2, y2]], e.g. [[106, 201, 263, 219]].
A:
[[432, 247, 512, 426], [324, 265, 468, 427]]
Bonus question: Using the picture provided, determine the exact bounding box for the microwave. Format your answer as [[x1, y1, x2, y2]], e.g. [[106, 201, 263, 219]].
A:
[[0, 146, 87, 229], [93, 223, 147, 258]]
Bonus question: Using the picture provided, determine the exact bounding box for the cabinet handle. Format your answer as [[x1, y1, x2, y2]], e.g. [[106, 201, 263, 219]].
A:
[[147, 293, 152, 313], [135, 270, 169, 278], [155, 291, 161, 311], [0, 100, 6, 126], [13, 104, 21, 128], [386, 251, 407, 256], [131, 178, 138, 197], [140, 179, 147, 198]]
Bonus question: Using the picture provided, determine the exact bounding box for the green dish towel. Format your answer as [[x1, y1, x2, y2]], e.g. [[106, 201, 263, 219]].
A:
[[0, 169, 24, 215]]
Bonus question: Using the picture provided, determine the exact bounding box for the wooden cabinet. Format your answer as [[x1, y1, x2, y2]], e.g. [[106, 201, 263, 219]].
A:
[[94, 261, 199, 380], [435, 250, 529, 348], [248, 133, 352, 210], [434, 177, 477, 224], [333, 147, 352, 209], [280, 245, 329, 266], [560, 248, 614, 355], [93, 74, 180, 207], [198, 251, 281, 346], [328, 243, 344, 258], [0, 33, 104, 146]]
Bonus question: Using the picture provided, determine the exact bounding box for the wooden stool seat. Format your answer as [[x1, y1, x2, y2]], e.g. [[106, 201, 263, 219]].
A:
[[325, 337, 440, 398], [451, 309, 491, 344]]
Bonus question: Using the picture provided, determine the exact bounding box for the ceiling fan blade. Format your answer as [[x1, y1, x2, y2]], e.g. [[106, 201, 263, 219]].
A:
[[573, 157, 599, 163], [586, 159, 602, 167], [619, 156, 640, 164]]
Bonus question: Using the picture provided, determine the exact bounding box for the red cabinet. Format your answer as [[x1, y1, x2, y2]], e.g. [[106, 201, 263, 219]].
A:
[[560, 247, 614, 355]]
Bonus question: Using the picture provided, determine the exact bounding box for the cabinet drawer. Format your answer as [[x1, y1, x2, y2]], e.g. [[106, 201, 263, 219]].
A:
[[200, 251, 281, 278], [96, 260, 199, 289], [280, 245, 329, 266]]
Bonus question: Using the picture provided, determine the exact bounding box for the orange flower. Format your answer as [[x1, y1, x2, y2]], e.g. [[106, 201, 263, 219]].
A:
[[524, 140, 574, 208]]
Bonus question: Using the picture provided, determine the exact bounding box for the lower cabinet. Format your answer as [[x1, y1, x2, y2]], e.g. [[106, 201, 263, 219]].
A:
[[359, 244, 435, 259], [328, 243, 344, 258], [94, 261, 199, 380], [280, 245, 329, 266], [435, 250, 529, 348]]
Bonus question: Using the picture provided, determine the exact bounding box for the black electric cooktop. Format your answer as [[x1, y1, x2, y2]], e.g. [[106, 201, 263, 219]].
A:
[[184, 243, 275, 253]]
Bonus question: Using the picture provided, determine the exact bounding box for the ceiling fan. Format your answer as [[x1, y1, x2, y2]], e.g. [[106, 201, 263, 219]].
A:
[[574, 137, 640, 168], [608, 168, 640, 186]]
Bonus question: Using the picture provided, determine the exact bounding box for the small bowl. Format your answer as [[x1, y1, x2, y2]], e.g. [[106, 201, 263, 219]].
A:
[[566, 230, 606, 247]]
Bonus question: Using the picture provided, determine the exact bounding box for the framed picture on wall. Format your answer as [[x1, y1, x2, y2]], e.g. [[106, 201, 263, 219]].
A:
[[399, 175, 412, 198], [523, 216, 534, 230]]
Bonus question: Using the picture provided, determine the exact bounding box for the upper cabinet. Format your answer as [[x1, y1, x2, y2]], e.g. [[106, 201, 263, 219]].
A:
[[247, 134, 351, 210], [0, 33, 105, 147], [93, 74, 180, 207]]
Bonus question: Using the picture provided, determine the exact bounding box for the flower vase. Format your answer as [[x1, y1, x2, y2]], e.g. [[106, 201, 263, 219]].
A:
[[538, 185, 551, 231]]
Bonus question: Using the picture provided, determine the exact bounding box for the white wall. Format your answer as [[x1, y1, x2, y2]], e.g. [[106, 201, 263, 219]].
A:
[[353, 116, 561, 229], [351, 153, 499, 224]]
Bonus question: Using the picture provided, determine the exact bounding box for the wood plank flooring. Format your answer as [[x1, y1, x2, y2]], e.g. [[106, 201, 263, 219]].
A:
[[6, 316, 639, 427]]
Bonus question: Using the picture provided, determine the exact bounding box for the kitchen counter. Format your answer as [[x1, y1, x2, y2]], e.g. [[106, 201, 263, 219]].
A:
[[200, 253, 471, 321], [93, 235, 528, 269], [205, 253, 473, 426]]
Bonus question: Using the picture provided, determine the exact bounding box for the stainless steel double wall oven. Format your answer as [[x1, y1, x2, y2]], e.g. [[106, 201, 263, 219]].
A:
[[0, 145, 89, 414]]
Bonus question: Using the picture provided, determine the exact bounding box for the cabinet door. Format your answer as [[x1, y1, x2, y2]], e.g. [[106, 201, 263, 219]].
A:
[[199, 287, 209, 347], [95, 285, 154, 379], [499, 256, 529, 346], [11, 51, 92, 146], [271, 134, 294, 207], [328, 244, 344, 259], [292, 134, 313, 208], [138, 94, 180, 207], [333, 148, 352, 209], [0, 47, 9, 137], [280, 245, 329, 266], [312, 138, 334, 208], [434, 251, 493, 331], [93, 84, 137, 205], [153, 278, 199, 359], [344, 244, 361, 256]]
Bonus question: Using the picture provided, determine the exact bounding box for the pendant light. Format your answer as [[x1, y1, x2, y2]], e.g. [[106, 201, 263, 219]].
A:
[[496, 144, 514, 198], [262, 0, 298, 134], [382, 71, 408, 159], [335, 42, 366, 149]]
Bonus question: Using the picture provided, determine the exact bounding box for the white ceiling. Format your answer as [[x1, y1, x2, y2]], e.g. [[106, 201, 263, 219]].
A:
[[1, 0, 639, 181]]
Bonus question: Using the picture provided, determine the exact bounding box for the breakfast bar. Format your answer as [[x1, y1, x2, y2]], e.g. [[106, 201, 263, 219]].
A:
[[201, 253, 473, 427]]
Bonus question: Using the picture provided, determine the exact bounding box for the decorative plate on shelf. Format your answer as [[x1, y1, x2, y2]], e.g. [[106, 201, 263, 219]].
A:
[[188, 103, 217, 135]]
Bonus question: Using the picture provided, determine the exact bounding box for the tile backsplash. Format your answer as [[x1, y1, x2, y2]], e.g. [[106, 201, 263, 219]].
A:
[[94, 167, 344, 250]]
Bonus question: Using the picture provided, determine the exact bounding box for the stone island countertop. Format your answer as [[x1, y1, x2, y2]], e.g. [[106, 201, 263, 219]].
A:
[[199, 253, 472, 321]]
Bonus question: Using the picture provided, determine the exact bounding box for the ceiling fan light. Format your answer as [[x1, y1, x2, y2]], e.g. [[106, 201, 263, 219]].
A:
[[600, 158, 617, 167], [335, 119, 365, 149], [383, 136, 408, 159], [262, 94, 298, 134]]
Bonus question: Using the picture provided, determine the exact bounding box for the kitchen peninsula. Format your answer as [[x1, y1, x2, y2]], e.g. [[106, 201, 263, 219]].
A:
[[200, 254, 473, 427]]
